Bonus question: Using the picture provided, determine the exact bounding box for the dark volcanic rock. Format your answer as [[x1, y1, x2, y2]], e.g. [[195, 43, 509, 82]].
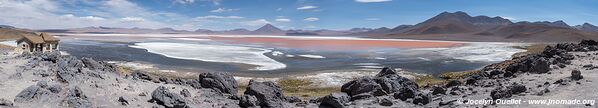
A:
[[198, 72, 238, 94], [491, 87, 512, 100], [378, 97, 393, 106], [239, 95, 259, 107], [118, 96, 129, 105], [375, 67, 397, 77], [180, 89, 191, 97], [151, 86, 186, 108], [63, 86, 92, 108], [130, 71, 154, 81], [0, 98, 13, 106], [506, 55, 550, 74], [490, 83, 527, 100], [431, 86, 446, 95], [319, 92, 350, 108], [244, 80, 286, 108], [285, 96, 302, 103], [509, 83, 527, 94], [14, 83, 52, 102], [413, 93, 431, 105], [341, 77, 386, 100], [571, 70, 583, 80], [341, 67, 418, 100], [445, 80, 461, 87]]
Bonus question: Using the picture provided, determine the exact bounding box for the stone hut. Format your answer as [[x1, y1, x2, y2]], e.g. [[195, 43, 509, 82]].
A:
[[16, 32, 60, 53]]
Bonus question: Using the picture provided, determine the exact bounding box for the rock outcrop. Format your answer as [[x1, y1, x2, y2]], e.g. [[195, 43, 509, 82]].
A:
[[197, 72, 238, 95], [151, 86, 187, 108], [243, 80, 287, 108], [341, 67, 419, 101]]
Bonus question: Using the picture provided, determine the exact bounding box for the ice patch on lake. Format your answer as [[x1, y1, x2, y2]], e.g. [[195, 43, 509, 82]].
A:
[[418, 43, 527, 62], [298, 54, 326, 59], [130, 42, 286, 70], [109, 61, 155, 70], [271, 51, 284, 56], [0, 40, 16, 47]]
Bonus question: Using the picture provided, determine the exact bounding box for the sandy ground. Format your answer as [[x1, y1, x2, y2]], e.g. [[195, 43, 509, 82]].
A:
[[422, 51, 598, 107], [0, 51, 240, 107]]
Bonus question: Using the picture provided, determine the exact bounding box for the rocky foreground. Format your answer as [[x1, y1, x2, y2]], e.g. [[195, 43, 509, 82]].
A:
[[1, 40, 598, 108]]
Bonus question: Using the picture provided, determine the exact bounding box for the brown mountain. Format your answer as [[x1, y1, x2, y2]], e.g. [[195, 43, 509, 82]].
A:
[[0, 27, 38, 40], [250, 24, 285, 35], [371, 11, 598, 42], [477, 22, 598, 42], [394, 11, 512, 35], [575, 23, 598, 32]]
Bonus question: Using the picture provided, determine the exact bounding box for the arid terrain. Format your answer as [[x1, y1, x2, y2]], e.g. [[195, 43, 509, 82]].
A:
[[1, 37, 597, 107]]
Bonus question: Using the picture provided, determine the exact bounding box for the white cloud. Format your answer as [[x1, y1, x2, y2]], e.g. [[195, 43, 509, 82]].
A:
[[297, 5, 317, 10], [200, 0, 221, 5], [355, 0, 392, 3], [275, 18, 291, 22], [195, 15, 244, 20], [210, 8, 239, 13], [366, 18, 380, 21], [172, 0, 195, 4], [303, 17, 319, 22], [120, 17, 145, 22], [276, 8, 283, 11], [241, 19, 270, 26], [305, 25, 316, 28]]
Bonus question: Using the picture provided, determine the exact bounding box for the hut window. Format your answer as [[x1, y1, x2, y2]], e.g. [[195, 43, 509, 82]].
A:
[[46, 44, 50, 50]]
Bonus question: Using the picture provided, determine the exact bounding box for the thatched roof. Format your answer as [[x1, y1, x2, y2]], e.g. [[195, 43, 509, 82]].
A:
[[21, 35, 44, 44], [18, 32, 59, 44], [40, 32, 59, 42]]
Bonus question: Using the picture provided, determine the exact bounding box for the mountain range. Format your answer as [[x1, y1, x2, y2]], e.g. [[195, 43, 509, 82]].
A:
[[21, 11, 598, 42]]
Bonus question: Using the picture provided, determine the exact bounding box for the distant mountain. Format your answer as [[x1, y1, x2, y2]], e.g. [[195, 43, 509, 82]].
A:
[[394, 11, 512, 35], [575, 23, 598, 32], [531, 20, 571, 28], [369, 11, 597, 42], [350, 27, 391, 36], [390, 25, 413, 32], [250, 24, 285, 35], [0, 25, 16, 29], [348, 28, 373, 32], [0, 27, 38, 40]]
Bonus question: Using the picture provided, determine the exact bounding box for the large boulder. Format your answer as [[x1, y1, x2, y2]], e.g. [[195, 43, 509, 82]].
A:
[[243, 80, 286, 108], [341, 77, 386, 100], [151, 86, 186, 108], [490, 83, 527, 100], [198, 72, 238, 95], [506, 55, 550, 74], [341, 67, 418, 100], [63, 86, 92, 108], [319, 92, 351, 108]]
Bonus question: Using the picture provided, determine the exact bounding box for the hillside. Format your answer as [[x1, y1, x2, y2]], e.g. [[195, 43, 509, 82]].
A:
[[0, 28, 38, 40]]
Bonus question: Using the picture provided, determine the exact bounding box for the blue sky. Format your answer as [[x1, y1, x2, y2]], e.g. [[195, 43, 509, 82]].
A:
[[0, 0, 596, 30]]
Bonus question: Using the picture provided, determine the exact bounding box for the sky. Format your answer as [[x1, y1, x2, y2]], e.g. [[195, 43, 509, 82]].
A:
[[0, 0, 596, 31]]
